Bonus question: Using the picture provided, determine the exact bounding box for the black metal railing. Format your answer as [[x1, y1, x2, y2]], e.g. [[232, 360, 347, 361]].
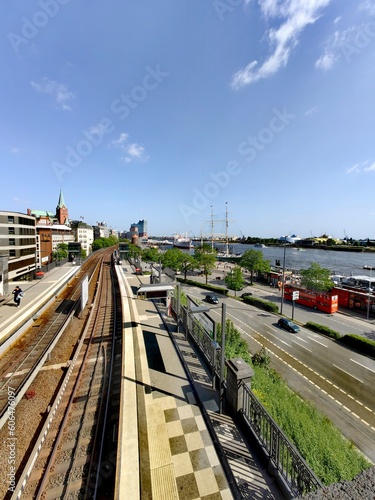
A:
[[241, 383, 322, 496], [171, 296, 322, 497]]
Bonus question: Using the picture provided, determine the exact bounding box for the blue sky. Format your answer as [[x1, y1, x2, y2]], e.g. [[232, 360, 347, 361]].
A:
[[2, 1, 375, 239]]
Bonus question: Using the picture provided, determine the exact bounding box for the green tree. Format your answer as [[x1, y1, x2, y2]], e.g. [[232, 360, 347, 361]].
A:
[[128, 243, 142, 260], [161, 248, 185, 271], [240, 249, 270, 284], [142, 246, 160, 263], [92, 236, 118, 251], [300, 263, 334, 292], [195, 252, 217, 284], [225, 266, 246, 297], [180, 253, 195, 280], [92, 238, 105, 251], [53, 243, 68, 261]]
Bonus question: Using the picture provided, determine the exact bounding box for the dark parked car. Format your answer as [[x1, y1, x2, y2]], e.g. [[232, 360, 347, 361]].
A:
[[205, 294, 219, 304], [240, 292, 252, 299], [277, 318, 300, 333]]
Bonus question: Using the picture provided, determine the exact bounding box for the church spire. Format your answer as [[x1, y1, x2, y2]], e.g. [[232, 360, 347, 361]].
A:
[[57, 189, 66, 208], [56, 189, 69, 225]]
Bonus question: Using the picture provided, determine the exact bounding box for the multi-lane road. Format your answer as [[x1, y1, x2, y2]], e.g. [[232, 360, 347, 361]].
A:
[[182, 283, 375, 463]]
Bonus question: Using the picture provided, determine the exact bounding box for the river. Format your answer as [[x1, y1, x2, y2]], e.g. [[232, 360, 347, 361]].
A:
[[212, 243, 375, 277]]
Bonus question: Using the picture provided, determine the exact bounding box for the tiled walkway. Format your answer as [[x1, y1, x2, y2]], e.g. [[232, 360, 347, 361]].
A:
[[134, 296, 233, 499], [119, 267, 284, 499]]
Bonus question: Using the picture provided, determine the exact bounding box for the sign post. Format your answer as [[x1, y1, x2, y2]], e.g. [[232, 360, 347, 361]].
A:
[[292, 291, 299, 320]]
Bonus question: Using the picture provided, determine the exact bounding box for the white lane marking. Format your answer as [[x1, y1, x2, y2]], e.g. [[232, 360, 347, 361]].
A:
[[350, 359, 375, 374], [307, 336, 328, 347], [230, 314, 375, 428], [184, 289, 375, 430], [333, 365, 364, 384], [294, 336, 309, 344]]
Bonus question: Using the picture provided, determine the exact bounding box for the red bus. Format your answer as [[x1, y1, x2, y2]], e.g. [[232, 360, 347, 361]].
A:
[[283, 285, 338, 313], [333, 286, 375, 316]]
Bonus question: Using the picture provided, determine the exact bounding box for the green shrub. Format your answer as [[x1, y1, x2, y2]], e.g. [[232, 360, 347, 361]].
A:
[[216, 319, 252, 364], [252, 347, 271, 369], [176, 278, 228, 296], [339, 334, 375, 358], [242, 295, 279, 313], [305, 322, 341, 339], [305, 323, 375, 358]]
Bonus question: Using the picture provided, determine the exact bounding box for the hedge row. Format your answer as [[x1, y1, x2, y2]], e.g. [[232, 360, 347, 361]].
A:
[[176, 277, 228, 296], [305, 322, 341, 339], [340, 334, 375, 358], [305, 322, 375, 358], [242, 295, 279, 313]]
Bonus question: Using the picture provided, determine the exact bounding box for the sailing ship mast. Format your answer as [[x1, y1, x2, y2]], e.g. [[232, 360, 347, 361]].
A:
[[225, 201, 229, 256]]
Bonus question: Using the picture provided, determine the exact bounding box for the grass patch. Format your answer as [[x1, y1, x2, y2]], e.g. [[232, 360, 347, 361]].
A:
[[251, 366, 371, 485], [222, 319, 372, 485]]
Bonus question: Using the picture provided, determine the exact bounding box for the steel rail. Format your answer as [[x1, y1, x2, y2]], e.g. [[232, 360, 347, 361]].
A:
[[90, 263, 118, 498], [10, 254, 108, 500], [0, 257, 101, 429]]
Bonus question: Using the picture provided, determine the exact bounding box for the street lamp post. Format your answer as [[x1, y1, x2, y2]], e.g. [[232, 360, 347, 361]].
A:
[[367, 268, 372, 321], [280, 243, 287, 315], [219, 302, 226, 414], [176, 282, 181, 332]]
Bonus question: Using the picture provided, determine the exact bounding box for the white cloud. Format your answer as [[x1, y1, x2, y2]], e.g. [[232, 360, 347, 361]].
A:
[[315, 26, 362, 71], [231, 0, 332, 88], [10, 146, 20, 154], [305, 106, 318, 115], [346, 160, 375, 174], [109, 132, 148, 163], [110, 132, 128, 146], [359, 1, 375, 16], [346, 163, 361, 174], [30, 77, 75, 110]]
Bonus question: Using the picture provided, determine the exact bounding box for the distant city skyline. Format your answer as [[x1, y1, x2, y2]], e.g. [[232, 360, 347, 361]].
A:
[[2, 2, 375, 239]]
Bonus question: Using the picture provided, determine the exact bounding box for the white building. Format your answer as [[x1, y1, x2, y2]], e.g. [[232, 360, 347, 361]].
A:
[[71, 221, 94, 256]]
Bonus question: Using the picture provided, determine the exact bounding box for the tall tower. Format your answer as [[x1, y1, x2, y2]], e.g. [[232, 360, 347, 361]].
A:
[[56, 189, 69, 225]]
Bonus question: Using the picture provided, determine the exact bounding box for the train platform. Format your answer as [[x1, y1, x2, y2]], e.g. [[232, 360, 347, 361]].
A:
[[116, 264, 284, 499], [0, 263, 80, 345]]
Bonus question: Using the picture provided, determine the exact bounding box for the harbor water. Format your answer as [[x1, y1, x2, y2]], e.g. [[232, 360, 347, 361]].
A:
[[213, 244, 375, 277]]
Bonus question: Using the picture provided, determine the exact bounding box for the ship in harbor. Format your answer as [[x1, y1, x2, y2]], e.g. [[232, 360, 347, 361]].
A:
[[173, 233, 193, 249]]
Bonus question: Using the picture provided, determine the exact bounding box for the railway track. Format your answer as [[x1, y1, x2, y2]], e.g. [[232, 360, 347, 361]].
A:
[[0, 253, 103, 431], [13, 258, 119, 499], [0, 248, 122, 499]]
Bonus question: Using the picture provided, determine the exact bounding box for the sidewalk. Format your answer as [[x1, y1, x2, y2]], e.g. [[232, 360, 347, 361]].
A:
[[0, 263, 80, 345], [117, 267, 235, 498], [123, 266, 284, 500]]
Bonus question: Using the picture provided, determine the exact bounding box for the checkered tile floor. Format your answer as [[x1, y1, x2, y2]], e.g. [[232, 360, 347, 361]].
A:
[[161, 396, 233, 499]]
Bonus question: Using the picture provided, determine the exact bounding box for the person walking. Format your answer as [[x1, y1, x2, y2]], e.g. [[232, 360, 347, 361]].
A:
[[12, 286, 24, 307]]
